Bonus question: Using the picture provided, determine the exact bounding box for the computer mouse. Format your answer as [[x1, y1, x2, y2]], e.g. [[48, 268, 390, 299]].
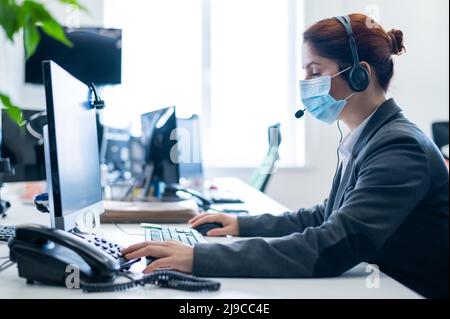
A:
[[193, 222, 223, 236], [146, 256, 158, 264]]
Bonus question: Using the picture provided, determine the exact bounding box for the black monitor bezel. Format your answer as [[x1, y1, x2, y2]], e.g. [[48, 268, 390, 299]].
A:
[[42, 60, 104, 231], [42, 60, 63, 218]]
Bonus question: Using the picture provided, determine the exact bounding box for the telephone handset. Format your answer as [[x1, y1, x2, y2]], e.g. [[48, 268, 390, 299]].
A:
[[165, 184, 249, 214], [165, 184, 212, 208], [8, 224, 120, 285]]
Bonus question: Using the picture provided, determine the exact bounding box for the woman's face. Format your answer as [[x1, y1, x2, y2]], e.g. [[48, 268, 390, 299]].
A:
[[301, 42, 352, 101]]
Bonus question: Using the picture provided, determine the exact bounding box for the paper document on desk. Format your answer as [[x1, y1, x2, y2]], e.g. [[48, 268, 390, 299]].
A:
[[101, 199, 199, 223]]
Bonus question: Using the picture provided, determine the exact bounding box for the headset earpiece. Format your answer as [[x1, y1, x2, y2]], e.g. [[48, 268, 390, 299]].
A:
[[348, 64, 370, 92], [335, 15, 370, 92]]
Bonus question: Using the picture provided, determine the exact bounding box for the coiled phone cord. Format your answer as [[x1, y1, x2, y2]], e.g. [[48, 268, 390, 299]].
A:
[[81, 269, 221, 293]]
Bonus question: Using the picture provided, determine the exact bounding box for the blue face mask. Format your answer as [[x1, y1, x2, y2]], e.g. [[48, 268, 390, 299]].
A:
[[299, 67, 355, 124]]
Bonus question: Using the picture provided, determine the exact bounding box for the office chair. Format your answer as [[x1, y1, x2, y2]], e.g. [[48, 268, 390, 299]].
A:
[[432, 122, 449, 159], [248, 123, 281, 193]]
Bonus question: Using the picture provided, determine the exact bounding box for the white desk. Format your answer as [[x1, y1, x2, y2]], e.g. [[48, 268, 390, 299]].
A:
[[0, 178, 421, 299]]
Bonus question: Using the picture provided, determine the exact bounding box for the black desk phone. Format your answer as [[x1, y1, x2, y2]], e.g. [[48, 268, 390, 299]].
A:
[[8, 224, 124, 285], [7, 224, 221, 292]]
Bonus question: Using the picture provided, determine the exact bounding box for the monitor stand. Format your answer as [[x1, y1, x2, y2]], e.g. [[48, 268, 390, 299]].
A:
[[141, 163, 154, 198], [132, 163, 185, 203], [160, 186, 189, 203]]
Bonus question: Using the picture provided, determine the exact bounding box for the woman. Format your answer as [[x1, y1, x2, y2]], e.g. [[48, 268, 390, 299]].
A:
[[122, 14, 449, 299]]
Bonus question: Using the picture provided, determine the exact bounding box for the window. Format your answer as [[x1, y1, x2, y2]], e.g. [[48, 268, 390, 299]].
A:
[[103, 0, 203, 133], [104, 0, 304, 167]]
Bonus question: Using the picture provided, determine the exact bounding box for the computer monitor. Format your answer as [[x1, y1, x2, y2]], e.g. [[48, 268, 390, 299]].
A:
[[26, 27, 122, 85], [1, 109, 47, 182], [42, 60, 103, 231], [140, 107, 204, 195], [141, 106, 179, 187]]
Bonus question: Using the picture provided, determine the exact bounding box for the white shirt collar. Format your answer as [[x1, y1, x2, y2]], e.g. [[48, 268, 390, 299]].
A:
[[339, 110, 377, 158]]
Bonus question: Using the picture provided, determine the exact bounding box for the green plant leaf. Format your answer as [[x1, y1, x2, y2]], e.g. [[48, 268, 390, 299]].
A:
[[20, 0, 73, 58], [0, 0, 88, 128], [20, 0, 53, 21], [58, 0, 87, 12], [0, 93, 24, 126], [23, 17, 40, 59], [40, 18, 72, 47], [0, 0, 21, 41]]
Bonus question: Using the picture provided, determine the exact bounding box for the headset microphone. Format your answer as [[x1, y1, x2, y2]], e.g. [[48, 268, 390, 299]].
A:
[[295, 108, 306, 119]]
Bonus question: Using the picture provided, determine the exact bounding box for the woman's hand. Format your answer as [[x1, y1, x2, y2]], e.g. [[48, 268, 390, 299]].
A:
[[122, 241, 194, 274], [189, 213, 239, 236]]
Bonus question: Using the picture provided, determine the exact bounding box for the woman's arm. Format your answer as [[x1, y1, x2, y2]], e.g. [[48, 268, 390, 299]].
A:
[[192, 133, 431, 277], [237, 200, 327, 237]]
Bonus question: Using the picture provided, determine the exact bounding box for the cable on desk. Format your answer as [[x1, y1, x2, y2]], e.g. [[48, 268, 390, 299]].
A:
[[0, 259, 10, 267], [0, 259, 15, 273], [81, 269, 221, 293]]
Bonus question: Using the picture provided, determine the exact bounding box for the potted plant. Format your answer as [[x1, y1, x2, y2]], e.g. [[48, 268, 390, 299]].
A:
[[0, 0, 85, 214], [0, 0, 86, 124]]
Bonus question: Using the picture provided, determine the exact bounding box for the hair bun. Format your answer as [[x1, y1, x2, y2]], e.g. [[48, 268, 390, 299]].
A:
[[388, 29, 405, 55]]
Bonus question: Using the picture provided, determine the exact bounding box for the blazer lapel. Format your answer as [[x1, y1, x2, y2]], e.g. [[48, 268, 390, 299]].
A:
[[329, 99, 404, 214], [332, 157, 355, 212], [352, 98, 403, 158], [324, 164, 343, 218]]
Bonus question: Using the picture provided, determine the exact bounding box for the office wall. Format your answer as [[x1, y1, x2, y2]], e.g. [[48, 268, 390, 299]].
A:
[[1, 0, 448, 211]]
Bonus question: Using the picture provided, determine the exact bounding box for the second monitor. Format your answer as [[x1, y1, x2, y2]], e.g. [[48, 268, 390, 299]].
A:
[[1, 109, 47, 183], [138, 107, 244, 207], [140, 106, 203, 197]]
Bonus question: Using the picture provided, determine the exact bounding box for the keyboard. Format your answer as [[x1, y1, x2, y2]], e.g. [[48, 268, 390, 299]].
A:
[[143, 224, 207, 246], [0, 226, 16, 242], [72, 232, 139, 270]]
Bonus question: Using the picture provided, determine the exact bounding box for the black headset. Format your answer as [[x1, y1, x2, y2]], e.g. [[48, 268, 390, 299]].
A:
[[335, 16, 370, 92]]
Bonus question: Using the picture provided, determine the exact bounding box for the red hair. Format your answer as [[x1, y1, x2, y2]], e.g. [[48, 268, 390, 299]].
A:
[[303, 13, 405, 91]]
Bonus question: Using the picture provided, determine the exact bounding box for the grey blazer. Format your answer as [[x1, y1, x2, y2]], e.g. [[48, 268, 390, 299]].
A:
[[193, 99, 449, 299]]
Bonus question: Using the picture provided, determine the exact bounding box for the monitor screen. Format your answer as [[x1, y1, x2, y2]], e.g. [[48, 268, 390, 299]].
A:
[[140, 108, 204, 186], [141, 107, 179, 185], [1, 109, 47, 182], [43, 60, 103, 230], [26, 27, 122, 85]]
